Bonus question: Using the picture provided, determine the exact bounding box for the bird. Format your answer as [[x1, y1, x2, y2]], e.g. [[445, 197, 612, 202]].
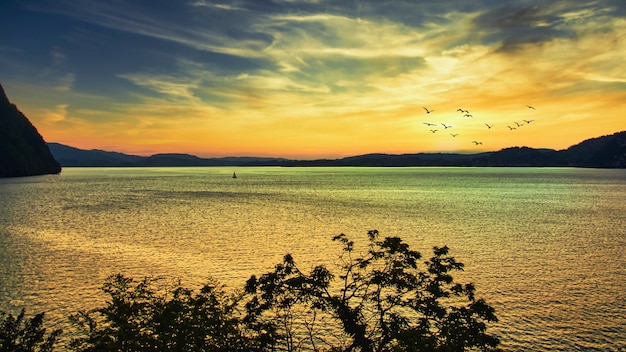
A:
[[450, 133, 459, 137], [456, 108, 465, 113], [523, 119, 534, 124], [515, 121, 523, 127], [507, 125, 516, 130], [423, 107, 434, 114], [485, 123, 493, 129], [463, 113, 473, 118], [430, 129, 438, 133], [527, 105, 536, 110], [472, 141, 483, 145], [423, 122, 437, 126], [442, 123, 452, 129]]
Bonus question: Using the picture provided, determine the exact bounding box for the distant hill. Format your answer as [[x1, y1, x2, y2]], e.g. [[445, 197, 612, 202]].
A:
[[48, 131, 625, 168], [294, 132, 625, 167], [48, 144, 291, 167], [284, 132, 625, 167], [555, 131, 626, 167], [0, 83, 61, 177], [47, 143, 144, 167]]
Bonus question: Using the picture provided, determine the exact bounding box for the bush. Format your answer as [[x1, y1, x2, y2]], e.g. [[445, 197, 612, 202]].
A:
[[0, 309, 61, 352], [68, 275, 268, 352]]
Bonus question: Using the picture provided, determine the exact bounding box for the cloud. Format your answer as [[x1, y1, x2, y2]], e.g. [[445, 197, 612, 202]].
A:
[[188, 0, 246, 11], [34, 1, 271, 59], [472, 4, 571, 52], [118, 72, 201, 101], [252, 12, 432, 94], [50, 50, 67, 65], [42, 104, 70, 122], [54, 73, 75, 92], [472, 1, 626, 52]]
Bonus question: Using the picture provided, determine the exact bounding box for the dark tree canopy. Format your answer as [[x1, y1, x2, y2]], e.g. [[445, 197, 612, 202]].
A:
[[244, 230, 500, 351], [0, 309, 61, 352], [68, 275, 269, 352]]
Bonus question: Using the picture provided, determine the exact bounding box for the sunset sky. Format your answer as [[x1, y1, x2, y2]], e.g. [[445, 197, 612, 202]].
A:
[[1, 0, 625, 159]]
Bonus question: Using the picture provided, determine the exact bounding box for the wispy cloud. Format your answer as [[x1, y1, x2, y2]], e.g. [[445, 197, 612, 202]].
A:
[[33, 1, 270, 58], [42, 104, 70, 122], [54, 73, 75, 92], [118, 72, 201, 102], [188, 0, 246, 11], [472, 1, 625, 52]]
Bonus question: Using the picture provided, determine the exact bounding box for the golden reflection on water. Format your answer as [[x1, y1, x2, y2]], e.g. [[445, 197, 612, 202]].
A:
[[0, 167, 625, 350]]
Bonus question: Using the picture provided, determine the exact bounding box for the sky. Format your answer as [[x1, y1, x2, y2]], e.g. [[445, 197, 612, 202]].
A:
[[1, 0, 625, 159]]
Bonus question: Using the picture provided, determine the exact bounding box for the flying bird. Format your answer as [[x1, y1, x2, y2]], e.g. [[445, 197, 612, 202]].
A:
[[527, 105, 536, 110], [442, 123, 452, 129], [485, 123, 493, 129], [472, 141, 483, 145], [507, 125, 516, 130], [423, 122, 437, 126], [463, 113, 473, 118], [430, 129, 438, 133], [515, 121, 523, 127], [450, 133, 459, 137], [523, 119, 535, 124], [423, 107, 434, 114]]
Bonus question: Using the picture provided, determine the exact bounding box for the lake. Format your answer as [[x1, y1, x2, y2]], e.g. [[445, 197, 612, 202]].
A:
[[1, 167, 625, 351]]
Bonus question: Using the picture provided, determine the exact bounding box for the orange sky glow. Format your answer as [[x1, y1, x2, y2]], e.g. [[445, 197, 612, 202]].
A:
[[1, 1, 624, 159]]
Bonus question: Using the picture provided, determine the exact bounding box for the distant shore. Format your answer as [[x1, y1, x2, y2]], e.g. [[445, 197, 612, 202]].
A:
[[48, 130, 626, 168]]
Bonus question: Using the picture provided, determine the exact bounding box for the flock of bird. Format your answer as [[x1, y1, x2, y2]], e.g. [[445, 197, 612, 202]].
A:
[[420, 105, 537, 146]]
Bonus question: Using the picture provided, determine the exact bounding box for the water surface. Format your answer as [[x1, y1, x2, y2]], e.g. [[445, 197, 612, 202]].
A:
[[1, 167, 624, 351]]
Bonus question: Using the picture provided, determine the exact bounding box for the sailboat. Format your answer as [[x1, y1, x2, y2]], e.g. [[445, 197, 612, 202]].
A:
[[232, 171, 237, 179]]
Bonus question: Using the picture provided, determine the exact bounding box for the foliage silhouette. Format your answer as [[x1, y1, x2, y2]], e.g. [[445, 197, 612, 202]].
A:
[[244, 230, 500, 351], [0, 309, 61, 352], [68, 274, 269, 352], [1, 231, 500, 351]]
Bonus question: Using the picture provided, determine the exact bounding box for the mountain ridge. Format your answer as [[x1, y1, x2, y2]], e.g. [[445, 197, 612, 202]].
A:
[[49, 130, 626, 168]]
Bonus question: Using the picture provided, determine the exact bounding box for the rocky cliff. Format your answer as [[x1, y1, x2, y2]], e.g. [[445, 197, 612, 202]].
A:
[[0, 83, 61, 177]]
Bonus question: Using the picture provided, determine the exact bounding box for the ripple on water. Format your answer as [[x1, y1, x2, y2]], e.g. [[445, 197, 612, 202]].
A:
[[1, 167, 625, 351]]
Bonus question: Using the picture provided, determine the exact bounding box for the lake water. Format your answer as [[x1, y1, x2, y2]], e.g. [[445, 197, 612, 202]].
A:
[[0, 167, 625, 351]]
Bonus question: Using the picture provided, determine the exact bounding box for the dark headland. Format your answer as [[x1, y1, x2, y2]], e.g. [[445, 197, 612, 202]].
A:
[[0, 83, 61, 177]]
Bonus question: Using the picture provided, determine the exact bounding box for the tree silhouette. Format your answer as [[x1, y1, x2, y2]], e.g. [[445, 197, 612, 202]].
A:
[[244, 230, 500, 351], [0, 309, 61, 352], [68, 275, 269, 352]]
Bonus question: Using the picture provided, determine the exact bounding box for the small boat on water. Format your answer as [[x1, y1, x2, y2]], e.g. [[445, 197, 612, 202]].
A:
[[232, 171, 237, 179]]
